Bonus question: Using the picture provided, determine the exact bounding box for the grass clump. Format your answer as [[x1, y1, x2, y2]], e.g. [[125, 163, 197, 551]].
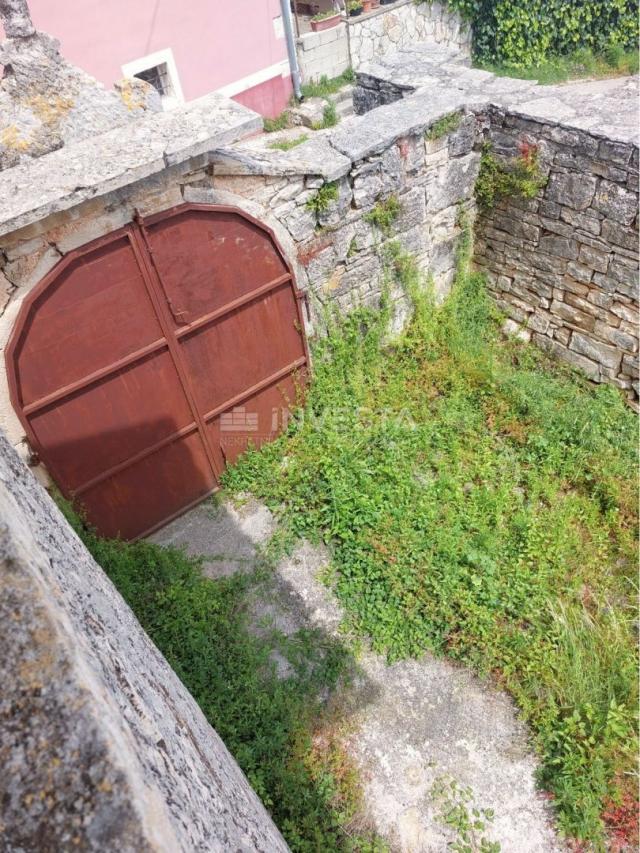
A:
[[60, 501, 384, 852], [306, 181, 340, 215], [268, 134, 309, 151], [301, 68, 355, 100], [482, 47, 640, 85], [224, 222, 639, 848], [312, 100, 339, 131], [475, 142, 547, 210], [264, 111, 292, 133], [426, 111, 463, 141], [364, 195, 402, 235]]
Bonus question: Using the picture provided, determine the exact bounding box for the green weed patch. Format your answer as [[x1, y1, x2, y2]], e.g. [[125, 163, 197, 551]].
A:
[[224, 231, 639, 847], [60, 504, 383, 852]]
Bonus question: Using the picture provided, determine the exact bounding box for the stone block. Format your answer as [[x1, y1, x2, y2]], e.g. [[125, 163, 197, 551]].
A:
[[3, 244, 61, 290], [448, 114, 476, 157], [538, 235, 578, 261], [591, 180, 638, 225], [577, 243, 610, 274], [539, 200, 561, 219], [547, 126, 598, 157], [47, 211, 122, 254], [608, 257, 639, 290], [527, 311, 551, 334], [553, 327, 571, 346], [546, 172, 596, 210], [566, 260, 593, 284], [593, 321, 638, 353], [534, 333, 600, 381], [571, 332, 623, 371], [426, 152, 480, 214], [503, 318, 532, 341], [587, 289, 613, 310], [598, 140, 633, 167], [559, 207, 601, 236], [560, 275, 590, 297], [565, 292, 605, 319], [281, 203, 317, 242], [600, 219, 638, 252], [318, 177, 353, 228], [621, 352, 639, 377], [395, 186, 427, 232], [550, 299, 595, 331], [536, 216, 574, 238], [0, 436, 288, 853], [493, 213, 540, 243], [611, 301, 639, 324]]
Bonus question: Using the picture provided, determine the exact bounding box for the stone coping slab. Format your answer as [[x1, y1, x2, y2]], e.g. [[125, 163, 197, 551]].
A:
[[0, 92, 262, 238], [213, 134, 351, 182], [330, 88, 478, 161], [357, 43, 640, 146]]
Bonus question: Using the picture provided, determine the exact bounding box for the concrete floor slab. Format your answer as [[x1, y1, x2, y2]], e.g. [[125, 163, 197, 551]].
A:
[[151, 498, 563, 852]]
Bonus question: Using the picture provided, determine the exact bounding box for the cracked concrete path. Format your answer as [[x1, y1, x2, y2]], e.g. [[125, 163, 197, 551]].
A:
[[151, 497, 563, 853]]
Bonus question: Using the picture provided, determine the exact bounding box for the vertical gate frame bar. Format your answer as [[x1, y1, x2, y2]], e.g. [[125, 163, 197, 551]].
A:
[[129, 217, 224, 481]]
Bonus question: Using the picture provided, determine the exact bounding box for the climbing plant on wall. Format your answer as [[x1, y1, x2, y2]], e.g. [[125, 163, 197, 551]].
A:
[[437, 0, 639, 66]]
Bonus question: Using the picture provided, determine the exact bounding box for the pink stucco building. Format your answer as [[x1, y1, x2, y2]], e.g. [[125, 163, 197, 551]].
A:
[[3, 0, 294, 117]]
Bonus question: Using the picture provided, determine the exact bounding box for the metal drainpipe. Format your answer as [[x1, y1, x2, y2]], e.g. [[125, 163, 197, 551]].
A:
[[281, 0, 303, 101]]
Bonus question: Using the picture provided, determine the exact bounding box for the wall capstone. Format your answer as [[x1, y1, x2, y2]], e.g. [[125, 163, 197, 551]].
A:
[[0, 432, 290, 852]]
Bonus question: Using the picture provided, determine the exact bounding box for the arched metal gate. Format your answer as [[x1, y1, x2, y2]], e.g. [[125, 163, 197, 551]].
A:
[[6, 204, 308, 539]]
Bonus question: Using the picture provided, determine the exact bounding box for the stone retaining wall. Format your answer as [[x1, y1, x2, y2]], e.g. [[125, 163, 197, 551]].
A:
[[348, 0, 470, 68], [0, 432, 289, 852], [212, 112, 479, 320], [475, 106, 639, 404]]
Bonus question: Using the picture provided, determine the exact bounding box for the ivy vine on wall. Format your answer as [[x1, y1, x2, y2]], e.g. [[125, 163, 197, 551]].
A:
[[434, 0, 639, 67]]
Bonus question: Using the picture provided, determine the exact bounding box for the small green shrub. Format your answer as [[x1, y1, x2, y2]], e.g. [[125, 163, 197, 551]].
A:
[[264, 111, 291, 133], [431, 776, 500, 852], [426, 111, 463, 141], [475, 142, 547, 210], [312, 100, 339, 130], [268, 134, 309, 151], [300, 68, 355, 100], [365, 195, 402, 234], [306, 181, 340, 214]]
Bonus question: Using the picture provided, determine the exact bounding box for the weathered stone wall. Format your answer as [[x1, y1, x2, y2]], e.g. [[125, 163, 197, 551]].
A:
[[211, 109, 479, 321], [348, 0, 471, 68], [297, 22, 350, 83], [475, 106, 639, 405], [0, 91, 481, 463], [0, 1, 160, 171], [0, 431, 290, 851]]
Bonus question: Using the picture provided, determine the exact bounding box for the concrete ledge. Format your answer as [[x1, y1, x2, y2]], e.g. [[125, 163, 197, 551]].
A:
[[0, 92, 262, 238]]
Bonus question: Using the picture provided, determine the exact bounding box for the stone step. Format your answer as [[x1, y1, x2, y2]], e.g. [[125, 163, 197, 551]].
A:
[[335, 99, 354, 119], [329, 84, 355, 105]]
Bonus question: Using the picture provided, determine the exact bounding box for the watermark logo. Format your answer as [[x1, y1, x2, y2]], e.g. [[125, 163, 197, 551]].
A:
[[220, 406, 258, 432]]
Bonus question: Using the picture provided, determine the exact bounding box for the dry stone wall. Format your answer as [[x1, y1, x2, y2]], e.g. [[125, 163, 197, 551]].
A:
[[0, 431, 289, 852], [0, 93, 481, 456], [212, 112, 480, 322], [348, 0, 471, 68], [475, 106, 639, 404]]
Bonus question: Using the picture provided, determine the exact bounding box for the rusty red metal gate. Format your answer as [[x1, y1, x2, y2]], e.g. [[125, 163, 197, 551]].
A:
[[6, 204, 308, 539]]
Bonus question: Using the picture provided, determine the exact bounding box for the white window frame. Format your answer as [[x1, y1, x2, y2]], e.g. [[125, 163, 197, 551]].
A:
[[121, 47, 185, 110]]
